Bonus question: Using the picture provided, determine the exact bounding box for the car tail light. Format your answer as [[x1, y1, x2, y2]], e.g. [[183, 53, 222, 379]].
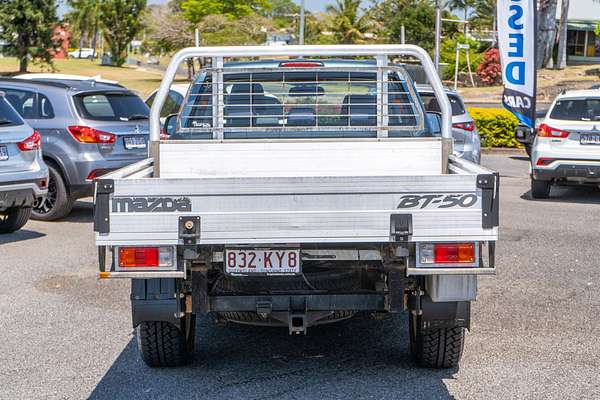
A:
[[86, 169, 111, 180], [279, 61, 324, 68], [68, 125, 116, 144], [118, 247, 174, 268], [538, 123, 569, 138], [536, 157, 555, 166], [452, 121, 476, 132], [419, 243, 477, 265], [17, 130, 41, 151]]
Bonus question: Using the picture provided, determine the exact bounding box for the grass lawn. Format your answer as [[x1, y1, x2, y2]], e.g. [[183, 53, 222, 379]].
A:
[[0, 57, 188, 98]]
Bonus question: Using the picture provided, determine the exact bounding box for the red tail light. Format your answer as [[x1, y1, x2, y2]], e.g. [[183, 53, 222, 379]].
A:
[[538, 123, 569, 138], [452, 121, 476, 132], [419, 242, 478, 265], [536, 157, 555, 167], [279, 61, 324, 68], [68, 125, 116, 144], [17, 130, 41, 151], [118, 246, 174, 268], [434, 243, 476, 264]]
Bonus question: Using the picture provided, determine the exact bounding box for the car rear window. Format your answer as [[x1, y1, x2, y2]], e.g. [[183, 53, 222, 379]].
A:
[[74, 92, 149, 121], [420, 93, 466, 116], [0, 96, 24, 126], [175, 70, 427, 139], [549, 99, 600, 121]]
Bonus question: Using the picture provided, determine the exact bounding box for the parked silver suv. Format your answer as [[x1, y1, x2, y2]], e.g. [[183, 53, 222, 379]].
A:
[[0, 94, 48, 233], [0, 78, 150, 220], [417, 85, 481, 163]]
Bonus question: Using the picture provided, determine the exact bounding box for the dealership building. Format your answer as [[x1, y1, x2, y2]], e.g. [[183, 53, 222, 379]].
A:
[[558, 0, 600, 63]]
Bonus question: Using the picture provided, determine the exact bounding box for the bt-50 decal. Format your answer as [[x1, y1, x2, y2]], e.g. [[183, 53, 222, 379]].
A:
[[397, 194, 478, 210]]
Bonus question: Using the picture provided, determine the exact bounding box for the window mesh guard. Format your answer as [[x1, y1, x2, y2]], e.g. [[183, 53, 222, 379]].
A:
[[176, 66, 425, 139]]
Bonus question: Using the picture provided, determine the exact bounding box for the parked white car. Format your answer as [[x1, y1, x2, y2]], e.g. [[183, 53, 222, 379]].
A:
[[68, 48, 96, 59], [531, 89, 600, 198]]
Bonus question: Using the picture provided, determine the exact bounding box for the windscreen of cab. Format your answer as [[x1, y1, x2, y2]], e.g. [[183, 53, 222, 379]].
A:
[[174, 69, 431, 139]]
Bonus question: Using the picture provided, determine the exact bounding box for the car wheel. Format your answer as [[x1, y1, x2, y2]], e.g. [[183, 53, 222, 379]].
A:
[[0, 207, 32, 234], [31, 164, 74, 221], [531, 178, 551, 199], [137, 316, 195, 367], [409, 313, 465, 369], [524, 144, 532, 158]]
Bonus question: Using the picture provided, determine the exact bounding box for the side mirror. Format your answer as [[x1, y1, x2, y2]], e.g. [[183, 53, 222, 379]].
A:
[[515, 125, 534, 145], [163, 113, 178, 137], [426, 111, 442, 135]]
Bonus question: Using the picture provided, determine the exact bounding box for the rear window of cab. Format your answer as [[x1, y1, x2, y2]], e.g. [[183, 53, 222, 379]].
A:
[[174, 70, 431, 140]]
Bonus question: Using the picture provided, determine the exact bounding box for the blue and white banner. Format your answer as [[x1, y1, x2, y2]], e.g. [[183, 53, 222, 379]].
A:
[[497, 0, 536, 128]]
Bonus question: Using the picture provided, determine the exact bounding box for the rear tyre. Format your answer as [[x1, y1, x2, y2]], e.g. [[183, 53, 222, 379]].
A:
[[0, 207, 32, 233], [31, 164, 73, 221], [530, 178, 551, 199], [409, 314, 465, 369], [137, 316, 195, 367], [524, 144, 532, 158]]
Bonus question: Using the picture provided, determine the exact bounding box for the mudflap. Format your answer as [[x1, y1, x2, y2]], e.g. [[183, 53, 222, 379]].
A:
[[131, 278, 183, 328], [420, 296, 471, 330]]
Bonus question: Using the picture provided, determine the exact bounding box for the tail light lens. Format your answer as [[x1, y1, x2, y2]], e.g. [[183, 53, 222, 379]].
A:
[[536, 157, 555, 167], [538, 123, 569, 138], [452, 121, 476, 132], [419, 243, 478, 266], [118, 246, 174, 268], [17, 130, 41, 151], [68, 125, 116, 144]]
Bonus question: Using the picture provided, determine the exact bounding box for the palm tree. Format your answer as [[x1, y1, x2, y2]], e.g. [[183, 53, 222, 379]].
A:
[[66, 0, 101, 57], [325, 0, 372, 44], [445, 0, 477, 36]]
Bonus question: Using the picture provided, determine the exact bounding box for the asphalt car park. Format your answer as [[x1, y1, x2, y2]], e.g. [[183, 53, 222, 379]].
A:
[[0, 153, 599, 400]]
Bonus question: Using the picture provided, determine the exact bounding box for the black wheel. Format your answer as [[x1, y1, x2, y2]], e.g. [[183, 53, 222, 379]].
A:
[[531, 178, 551, 199], [525, 144, 532, 158], [31, 164, 73, 221], [0, 207, 32, 233], [136, 316, 195, 367], [409, 314, 465, 369]]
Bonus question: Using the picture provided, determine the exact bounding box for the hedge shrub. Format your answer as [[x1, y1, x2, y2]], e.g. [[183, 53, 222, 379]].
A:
[[468, 107, 521, 148]]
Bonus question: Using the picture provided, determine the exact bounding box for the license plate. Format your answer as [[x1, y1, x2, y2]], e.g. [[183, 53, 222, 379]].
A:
[[0, 146, 7, 161], [225, 249, 301, 275], [580, 134, 600, 145], [124, 136, 146, 149]]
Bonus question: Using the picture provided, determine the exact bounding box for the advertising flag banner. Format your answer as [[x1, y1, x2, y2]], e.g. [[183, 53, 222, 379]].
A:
[[497, 0, 536, 128]]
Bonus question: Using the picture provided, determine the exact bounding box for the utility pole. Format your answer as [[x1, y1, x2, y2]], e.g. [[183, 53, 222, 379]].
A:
[[434, 0, 442, 74], [299, 0, 305, 45]]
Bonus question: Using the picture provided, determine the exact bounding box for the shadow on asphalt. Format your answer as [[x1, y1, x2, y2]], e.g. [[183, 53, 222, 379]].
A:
[[509, 156, 530, 162], [62, 200, 94, 223], [0, 229, 45, 244], [521, 185, 600, 204], [89, 313, 457, 400]]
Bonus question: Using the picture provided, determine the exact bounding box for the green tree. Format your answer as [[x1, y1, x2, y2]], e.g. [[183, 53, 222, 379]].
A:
[[0, 0, 58, 72], [180, 0, 271, 23], [325, 0, 375, 44], [445, 0, 477, 35], [371, 0, 458, 52], [471, 0, 495, 31], [197, 13, 271, 46], [99, 0, 146, 67], [65, 0, 100, 57]]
